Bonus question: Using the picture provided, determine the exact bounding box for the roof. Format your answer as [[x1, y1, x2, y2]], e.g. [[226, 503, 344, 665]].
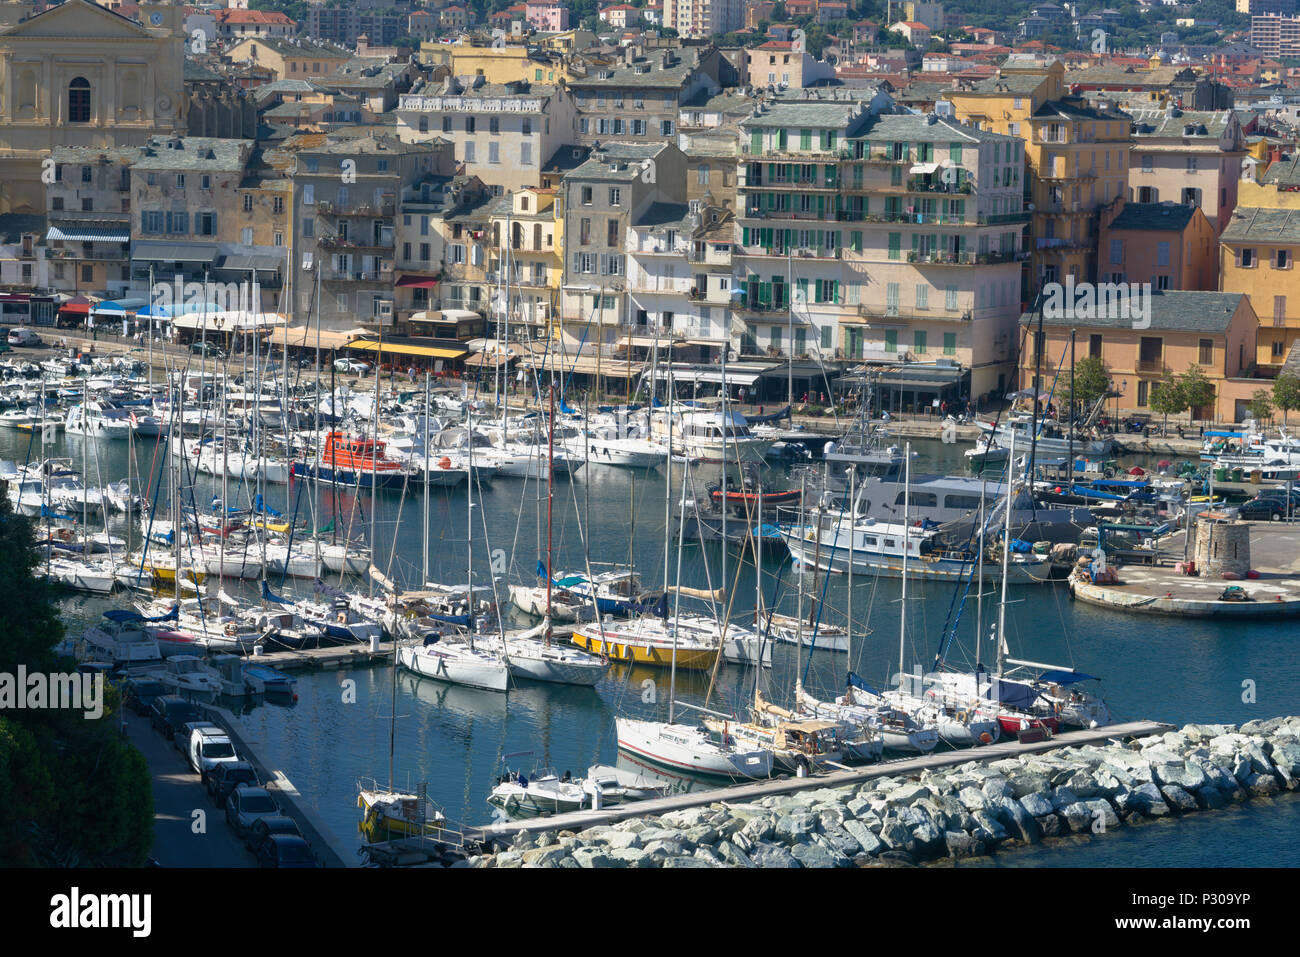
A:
[[133, 137, 252, 173], [0, 214, 45, 245], [214, 9, 294, 24], [1031, 97, 1129, 123], [568, 53, 697, 90], [1129, 108, 1232, 139], [634, 202, 691, 229], [1221, 207, 1300, 245], [1262, 155, 1300, 188], [228, 37, 351, 60], [857, 112, 1017, 145], [1107, 202, 1199, 232], [566, 142, 667, 182], [1025, 291, 1248, 333]]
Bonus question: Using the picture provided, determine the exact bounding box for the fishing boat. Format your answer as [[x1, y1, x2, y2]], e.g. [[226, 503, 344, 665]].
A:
[[244, 663, 298, 695], [292, 431, 413, 490], [357, 781, 447, 842]]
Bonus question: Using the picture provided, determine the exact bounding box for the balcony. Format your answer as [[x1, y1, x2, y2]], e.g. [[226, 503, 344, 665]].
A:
[[1035, 237, 1092, 252], [316, 197, 396, 217], [741, 143, 839, 160], [322, 263, 393, 283], [905, 178, 973, 195], [857, 303, 972, 322], [319, 235, 395, 251], [1137, 358, 1162, 373], [979, 211, 1032, 225]]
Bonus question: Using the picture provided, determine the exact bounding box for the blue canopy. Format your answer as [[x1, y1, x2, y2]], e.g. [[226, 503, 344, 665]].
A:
[[847, 671, 880, 695], [261, 580, 293, 606], [986, 679, 1039, 709], [254, 493, 283, 518], [104, 605, 179, 624], [1037, 669, 1099, 685], [424, 611, 472, 627], [745, 405, 792, 423], [559, 399, 579, 415]]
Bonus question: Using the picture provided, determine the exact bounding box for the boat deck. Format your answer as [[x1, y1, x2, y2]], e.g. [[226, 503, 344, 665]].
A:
[[468, 719, 1174, 844]]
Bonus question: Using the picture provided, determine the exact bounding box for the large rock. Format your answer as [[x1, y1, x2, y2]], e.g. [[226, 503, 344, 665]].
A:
[[1241, 717, 1289, 736], [1127, 782, 1172, 818], [818, 818, 863, 858], [739, 814, 775, 844], [1246, 771, 1281, 797], [1019, 792, 1055, 819], [886, 783, 933, 807], [774, 811, 817, 845], [494, 850, 524, 868], [637, 826, 686, 846], [970, 809, 1010, 844], [842, 819, 883, 856], [571, 846, 615, 869], [1037, 813, 1062, 838], [521, 846, 568, 867], [1060, 802, 1094, 833], [958, 787, 989, 812], [717, 841, 756, 868], [1008, 771, 1051, 799], [792, 840, 849, 869], [878, 818, 917, 853], [991, 796, 1042, 844], [1159, 784, 1198, 813], [981, 777, 1014, 802], [944, 830, 985, 858], [1064, 770, 1104, 799], [1196, 787, 1230, 811], [642, 839, 689, 860], [750, 841, 801, 868], [1050, 786, 1080, 811], [1154, 760, 1208, 792], [1084, 798, 1119, 831], [845, 796, 873, 818], [664, 856, 711, 868], [609, 847, 652, 868]]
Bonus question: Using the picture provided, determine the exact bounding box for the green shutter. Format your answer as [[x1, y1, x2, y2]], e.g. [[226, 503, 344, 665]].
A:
[[751, 129, 763, 154], [742, 227, 750, 245], [851, 231, 862, 252], [950, 142, 962, 163], [944, 332, 957, 355], [884, 329, 897, 352], [888, 232, 901, 260], [800, 128, 812, 150]]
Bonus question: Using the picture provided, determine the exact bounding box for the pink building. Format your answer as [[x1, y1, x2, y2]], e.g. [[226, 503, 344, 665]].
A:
[[526, 0, 570, 31]]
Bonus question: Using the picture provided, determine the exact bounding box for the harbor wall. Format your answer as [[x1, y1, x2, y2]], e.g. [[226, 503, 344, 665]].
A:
[[468, 717, 1300, 868]]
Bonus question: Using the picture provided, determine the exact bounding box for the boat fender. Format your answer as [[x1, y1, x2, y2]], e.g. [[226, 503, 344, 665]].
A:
[[337, 612, 348, 623], [225, 623, 237, 636], [956, 710, 968, 723]]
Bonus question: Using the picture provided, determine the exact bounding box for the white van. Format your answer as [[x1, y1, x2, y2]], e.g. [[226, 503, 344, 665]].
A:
[[7, 327, 40, 347], [189, 727, 239, 780]]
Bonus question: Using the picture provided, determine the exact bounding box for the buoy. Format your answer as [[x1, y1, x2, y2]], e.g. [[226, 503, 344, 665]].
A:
[[292, 693, 299, 702], [439, 456, 452, 470]]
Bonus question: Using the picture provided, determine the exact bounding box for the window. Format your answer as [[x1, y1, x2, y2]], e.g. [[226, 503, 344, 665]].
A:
[[607, 219, 619, 247], [609, 188, 622, 206], [464, 142, 475, 163], [1279, 250, 1291, 269], [1137, 380, 1149, 407], [914, 330, 927, 354], [1241, 248, 1255, 268], [661, 119, 674, 136], [581, 186, 593, 205], [521, 143, 532, 166], [1199, 338, 1213, 365], [1142, 155, 1153, 172], [243, 195, 253, 212], [200, 174, 211, 190], [442, 117, 452, 133], [68, 77, 91, 123], [273, 197, 283, 214], [1109, 239, 1123, 265], [915, 284, 928, 310], [1275, 296, 1287, 326], [420, 243, 430, 261], [884, 329, 897, 353], [196, 212, 217, 236], [489, 142, 499, 164], [1156, 242, 1170, 267], [141, 211, 164, 234], [80, 165, 92, 183], [943, 332, 957, 356], [1089, 334, 1102, 358], [449, 244, 465, 264], [489, 117, 499, 135], [166, 211, 188, 235], [945, 285, 958, 311], [80, 197, 93, 212], [175, 174, 186, 189], [465, 117, 476, 133], [1156, 275, 1170, 290], [697, 166, 710, 185]]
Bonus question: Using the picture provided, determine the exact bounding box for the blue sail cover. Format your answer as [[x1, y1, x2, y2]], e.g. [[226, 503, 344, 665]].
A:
[[313, 579, 350, 599], [745, 405, 792, 423], [847, 671, 880, 695], [1037, 669, 1099, 685], [987, 679, 1040, 709], [254, 493, 283, 518], [424, 611, 472, 626], [559, 399, 579, 415], [261, 580, 293, 606], [104, 605, 179, 624]]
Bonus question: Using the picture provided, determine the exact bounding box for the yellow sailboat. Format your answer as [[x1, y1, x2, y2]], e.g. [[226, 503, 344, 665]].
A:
[[571, 617, 721, 671]]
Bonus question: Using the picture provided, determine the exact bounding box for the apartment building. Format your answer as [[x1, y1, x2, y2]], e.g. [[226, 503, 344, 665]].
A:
[[1251, 14, 1300, 56], [559, 142, 689, 344], [1220, 206, 1300, 371], [1098, 200, 1217, 291], [664, 0, 744, 38], [1128, 109, 1249, 234], [486, 187, 562, 338], [569, 46, 724, 146], [291, 133, 444, 331], [745, 40, 836, 89], [212, 9, 295, 41], [736, 100, 1029, 395], [45, 146, 139, 298], [225, 38, 351, 84], [393, 77, 577, 193]]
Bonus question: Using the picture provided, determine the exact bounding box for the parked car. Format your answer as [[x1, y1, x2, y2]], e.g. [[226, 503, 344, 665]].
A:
[[149, 696, 200, 740], [8, 327, 41, 347], [207, 761, 261, 807], [188, 727, 240, 782], [224, 786, 281, 837], [255, 834, 318, 868], [174, 719, 218, 756], [244, 814, 301, 854], [123, 678, 169, 716], [332, 358, 373, 375], [1237, 491, 1300, 521]]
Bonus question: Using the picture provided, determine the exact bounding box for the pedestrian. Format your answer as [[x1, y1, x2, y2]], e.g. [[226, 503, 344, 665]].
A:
[[739, 386, 747, 406], [940, 400, 947, 416]]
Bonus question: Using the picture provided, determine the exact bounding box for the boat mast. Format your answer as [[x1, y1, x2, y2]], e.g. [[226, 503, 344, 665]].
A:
[[1067, 327, 1075, 493], [846, 464, 855, 686], [544, 347, 555, 648], [998, 430, 1015, 684], [466, 403, 475, 652], [898, 440, 910, 686], [422, 371, 430, 585], [795, 472, 805, 700]]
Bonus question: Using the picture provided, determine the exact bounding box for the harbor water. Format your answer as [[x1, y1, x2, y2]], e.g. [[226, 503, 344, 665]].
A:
[[21, 426, 1300, 866]]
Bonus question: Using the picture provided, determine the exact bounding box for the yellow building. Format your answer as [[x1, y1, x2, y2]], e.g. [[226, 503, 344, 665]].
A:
[[944, 58, 1129, 293], [418, 41, 573, 86], [1220, 207, 1300, 371], [1238, 153, 1300, 209], [486, 187, 561, 338]]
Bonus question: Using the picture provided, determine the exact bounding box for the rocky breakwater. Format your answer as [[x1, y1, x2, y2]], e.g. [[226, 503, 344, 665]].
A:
[[470, 717, 1300, 868]]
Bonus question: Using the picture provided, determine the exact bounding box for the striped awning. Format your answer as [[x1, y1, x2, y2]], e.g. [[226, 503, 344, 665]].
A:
[[46, 225, 129, 243]]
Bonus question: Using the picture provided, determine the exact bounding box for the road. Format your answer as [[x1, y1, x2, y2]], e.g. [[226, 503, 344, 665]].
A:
[[123, 711, 254, 867]]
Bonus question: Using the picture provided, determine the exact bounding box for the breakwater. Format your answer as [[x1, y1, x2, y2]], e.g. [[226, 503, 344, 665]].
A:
[[469, 717, 1300, 868]]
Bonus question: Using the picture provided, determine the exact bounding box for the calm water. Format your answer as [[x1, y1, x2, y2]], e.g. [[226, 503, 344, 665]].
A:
[[19, 423, 1300, 866]]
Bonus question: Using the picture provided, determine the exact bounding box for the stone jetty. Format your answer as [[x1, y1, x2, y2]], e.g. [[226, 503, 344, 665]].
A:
[[468, 717, 1300, 868]]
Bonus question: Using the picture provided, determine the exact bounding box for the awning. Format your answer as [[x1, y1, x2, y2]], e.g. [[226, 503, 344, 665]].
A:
[[909, 162, 940, 175], [349, 339, 469, 360], [47, 226, 129, 243], [92, 297, 148, 317], [59, 297, 93, 315], [218, 252, 286, 273], [395, 275, 440, 288], [171, 312, 284, 332], [131, 241, 218, 264], [266, 326, 369, 350]]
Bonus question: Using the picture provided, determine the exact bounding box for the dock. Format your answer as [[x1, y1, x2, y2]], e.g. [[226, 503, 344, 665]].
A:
[[1071, 523, 1300, 618], [467, 719, 1174, 844], [241, 640, 394, 673]]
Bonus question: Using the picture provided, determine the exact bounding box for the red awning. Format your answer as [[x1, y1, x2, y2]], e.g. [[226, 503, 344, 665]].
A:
[[395, 275, 439, 288], [59, 302, 92, 314]]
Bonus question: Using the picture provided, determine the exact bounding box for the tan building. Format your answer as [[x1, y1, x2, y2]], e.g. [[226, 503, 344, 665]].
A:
[[45, 145, 139, 298], [1021, 291, 1259, 421], [1098, 200, 1217, 292], [745, 40, 835, 89], [225, 37, 351, 84], [1128, 109, 1249, 235], [0, 0, 188, 215]]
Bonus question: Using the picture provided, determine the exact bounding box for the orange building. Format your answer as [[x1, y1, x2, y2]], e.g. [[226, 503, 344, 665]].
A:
[[1098, 200, 1218, 292]]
